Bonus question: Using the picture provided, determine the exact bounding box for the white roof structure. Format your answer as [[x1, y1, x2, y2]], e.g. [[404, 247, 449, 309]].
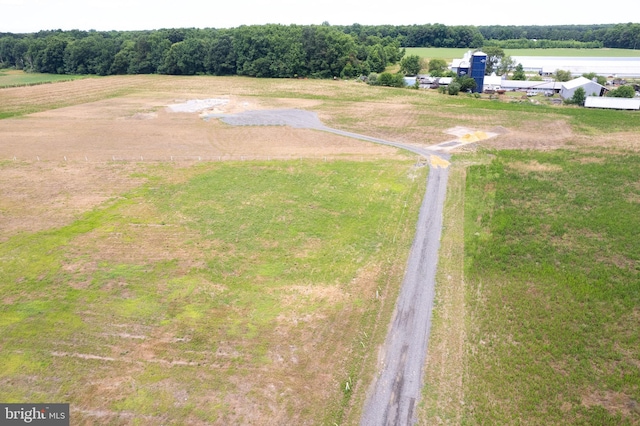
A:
[[585, 96, 640, 110], [563, 76, 594, 89], [483, 75, 503, 87], [500, 80, 562, 90], [511, 56, 640, 77], [560, 77, 607, 99]]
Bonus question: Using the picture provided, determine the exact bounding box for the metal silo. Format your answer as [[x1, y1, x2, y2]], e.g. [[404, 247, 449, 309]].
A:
[[457, 60, 470, 78], [470, 51, 487, 93]]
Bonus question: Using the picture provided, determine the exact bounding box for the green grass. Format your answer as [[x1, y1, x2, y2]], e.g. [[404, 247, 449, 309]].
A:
[[405, 47, 471, 61], [406, 47, 640, 61], [504, 48, 640, 57], [0, 159, 426, 424], [463, 149, 640, 425], [0, 69, 87, 88]]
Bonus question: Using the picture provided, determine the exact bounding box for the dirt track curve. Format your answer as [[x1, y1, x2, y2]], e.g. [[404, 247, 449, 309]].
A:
[[210, 109, 450, 426]]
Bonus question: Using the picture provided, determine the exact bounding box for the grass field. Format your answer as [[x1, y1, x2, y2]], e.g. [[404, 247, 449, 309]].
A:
[[462, 149, 640, 425], [0, 69, 87, 88], [0, 158, 426, 424], [1, 74, 640, 424], [406, 47, 640, 61]]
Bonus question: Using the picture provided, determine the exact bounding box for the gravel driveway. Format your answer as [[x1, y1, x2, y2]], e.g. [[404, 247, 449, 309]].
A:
[[208, 109, 450, 425]]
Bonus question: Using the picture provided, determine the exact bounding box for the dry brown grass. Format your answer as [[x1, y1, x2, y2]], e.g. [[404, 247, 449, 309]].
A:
[[0, 75, 423, 425], [0, 78, 399, 163], [3, 74, 638, 425]]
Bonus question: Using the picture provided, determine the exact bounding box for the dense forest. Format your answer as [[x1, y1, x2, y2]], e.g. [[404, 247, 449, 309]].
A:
[[0, 23, 638, 78]]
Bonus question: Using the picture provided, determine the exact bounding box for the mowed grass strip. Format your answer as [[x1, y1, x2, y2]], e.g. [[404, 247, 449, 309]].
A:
[[463, 149, 640, 425], [0, 159, 426, 424]]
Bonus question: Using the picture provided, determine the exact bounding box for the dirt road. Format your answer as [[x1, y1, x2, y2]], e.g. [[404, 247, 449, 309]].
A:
[[210, 109, 450, 426], [359, 163, 449, 426]]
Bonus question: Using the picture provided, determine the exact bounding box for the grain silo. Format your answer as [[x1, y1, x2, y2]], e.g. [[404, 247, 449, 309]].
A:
[[470, 51, 487, 93]]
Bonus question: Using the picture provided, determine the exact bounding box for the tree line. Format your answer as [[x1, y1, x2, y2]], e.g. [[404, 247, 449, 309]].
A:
[[0, 25, 403, 78], [0, 23, 638, 78]]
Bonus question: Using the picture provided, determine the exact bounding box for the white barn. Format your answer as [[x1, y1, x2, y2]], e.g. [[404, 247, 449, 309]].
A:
[[560, 77, 606, 100]]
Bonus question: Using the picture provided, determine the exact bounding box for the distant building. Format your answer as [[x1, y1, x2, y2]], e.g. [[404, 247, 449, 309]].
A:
[[451, 50, 486, 93], [470, 52, 487, 94], [482, 74, 503, 91], [500, 80, 562, 94], [511, 57, 640, 78], [560, 77, 607, 100], [585, 96, 640, 110]]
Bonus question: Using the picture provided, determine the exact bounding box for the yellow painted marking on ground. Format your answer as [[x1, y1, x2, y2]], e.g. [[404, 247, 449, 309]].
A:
[[474, 131, 488, 140], [459, 131, 489, 144], [430, 155, 450, 169], [460, 133, 479, 143]]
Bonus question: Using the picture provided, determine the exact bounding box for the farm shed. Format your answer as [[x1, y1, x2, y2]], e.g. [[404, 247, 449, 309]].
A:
[[584, 96, 640, 110], [500, 80, 562, 94], [560, 77, 606, 100], [482, 75, 503, 91]]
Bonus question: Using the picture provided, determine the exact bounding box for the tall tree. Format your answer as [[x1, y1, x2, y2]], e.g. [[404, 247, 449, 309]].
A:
[[399, 54, 422, 75], [512, 63, 526, 80], [554, 69, 572, 82], [482, 46, 505, 75]]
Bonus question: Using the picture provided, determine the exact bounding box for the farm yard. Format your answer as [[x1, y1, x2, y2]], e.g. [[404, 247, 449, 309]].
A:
[[1, 73, 639, 425]]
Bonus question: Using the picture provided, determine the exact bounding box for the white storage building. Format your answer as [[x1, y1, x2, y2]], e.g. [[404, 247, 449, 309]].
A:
[[584, 96, 640, 110], [560, 77, 607, 100]]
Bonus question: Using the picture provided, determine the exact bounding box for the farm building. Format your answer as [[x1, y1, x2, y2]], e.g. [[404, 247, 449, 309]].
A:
[[451, 51, 486, 93], [499, 80, 562, 94], [416, 76, 449, 88], [451, 52, 471, 75], [584, 96, 640, 110], [560, 77, 607, 100], [511, 56, 640, 77], [482, 75, 503, 91]]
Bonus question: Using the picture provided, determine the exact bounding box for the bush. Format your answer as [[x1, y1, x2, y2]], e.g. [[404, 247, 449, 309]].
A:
[[456, 76, 477, 93], [607, 85, 635, 98], [566, 87, 586, 106], [447, 82, 461, 95], [368, 72, 406, 88]]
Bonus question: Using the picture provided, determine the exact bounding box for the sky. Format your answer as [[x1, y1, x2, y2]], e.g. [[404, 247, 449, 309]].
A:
[[1, 0, 639, 34]]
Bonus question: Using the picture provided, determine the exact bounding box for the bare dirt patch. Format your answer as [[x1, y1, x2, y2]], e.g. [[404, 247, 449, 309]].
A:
[[0, 90, 399, 163], [0, 161, 144, 241], [480, 119, 574, 150]]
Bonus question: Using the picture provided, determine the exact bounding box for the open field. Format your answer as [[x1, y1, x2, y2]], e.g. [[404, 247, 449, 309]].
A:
[[463, 149, 640, 425], [406, 47, 640, 61], [0, 69, 88, 88], [0, 159, 426, 425], [1, 75, 640, 424]]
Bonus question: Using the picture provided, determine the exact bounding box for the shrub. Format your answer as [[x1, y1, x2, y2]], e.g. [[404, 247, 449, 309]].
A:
[[368, 72, 406, 88], [607, 85, 635, 98], [447, 82, 461, 95], [566, 87, 586, 106]]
